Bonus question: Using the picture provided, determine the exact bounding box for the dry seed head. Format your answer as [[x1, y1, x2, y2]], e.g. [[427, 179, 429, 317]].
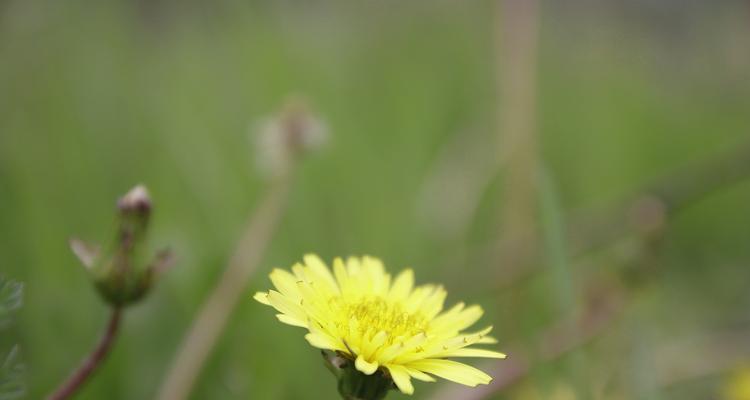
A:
[[253, 97, 327, 178]]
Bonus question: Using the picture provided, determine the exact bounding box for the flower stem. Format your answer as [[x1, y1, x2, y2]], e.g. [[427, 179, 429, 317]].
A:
[[47, 307, 123, 400], [157, 176, 292, 400]]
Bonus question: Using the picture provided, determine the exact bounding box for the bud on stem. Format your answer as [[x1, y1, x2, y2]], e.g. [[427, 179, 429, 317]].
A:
[[51, 185, 171, 400], [116, 184, 152, 245], [70, 184, 172, 307]]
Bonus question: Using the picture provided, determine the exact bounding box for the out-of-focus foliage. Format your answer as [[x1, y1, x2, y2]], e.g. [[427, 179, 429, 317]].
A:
[[0, 276, 25, 400], [0, 278, 23, 330], [0, 0, 749, 399], [0, 346, 25, 400]]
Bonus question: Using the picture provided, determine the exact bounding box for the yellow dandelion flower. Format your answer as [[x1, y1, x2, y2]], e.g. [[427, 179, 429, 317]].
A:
[[254, 254, 506, 397]]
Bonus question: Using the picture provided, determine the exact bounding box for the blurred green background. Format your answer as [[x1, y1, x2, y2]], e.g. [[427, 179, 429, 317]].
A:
[[1, 0, 750, 399]]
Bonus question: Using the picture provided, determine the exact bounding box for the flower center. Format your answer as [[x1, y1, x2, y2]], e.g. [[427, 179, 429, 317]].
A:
[[335, 296, 427, 342]]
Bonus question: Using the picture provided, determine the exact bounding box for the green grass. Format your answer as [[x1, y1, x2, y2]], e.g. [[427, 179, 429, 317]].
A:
[[1, 1, 749, 399]]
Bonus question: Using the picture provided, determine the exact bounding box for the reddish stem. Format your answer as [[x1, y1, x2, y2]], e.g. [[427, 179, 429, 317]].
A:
[[47, 308, 123, 400]]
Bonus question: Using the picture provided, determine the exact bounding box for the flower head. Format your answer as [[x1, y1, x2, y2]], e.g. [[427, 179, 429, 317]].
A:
[[254, 254, 506, 396]]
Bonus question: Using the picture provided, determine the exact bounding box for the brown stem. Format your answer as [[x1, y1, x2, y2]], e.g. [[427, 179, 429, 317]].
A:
[[157, 98, 319, 400], [47, 307, 123, 400], [156, 175, 292, 400], [493, 0, 541, 274]]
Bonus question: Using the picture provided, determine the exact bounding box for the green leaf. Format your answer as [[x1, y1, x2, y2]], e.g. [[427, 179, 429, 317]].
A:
[[0, 345, 25, 400], [0, 277, 25, 399], [0, 277, 23, 331]]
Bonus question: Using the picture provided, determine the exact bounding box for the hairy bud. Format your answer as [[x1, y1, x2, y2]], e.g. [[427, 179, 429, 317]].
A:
[[70, 184, 172, 307]]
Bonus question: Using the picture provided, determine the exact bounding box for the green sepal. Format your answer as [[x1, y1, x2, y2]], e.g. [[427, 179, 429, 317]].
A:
[[321, 351, 394, 400]]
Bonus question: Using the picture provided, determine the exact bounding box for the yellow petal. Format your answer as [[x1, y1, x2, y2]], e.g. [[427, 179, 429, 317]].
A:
[[305, 332, 341, 350], [355, 355, 379, 375], [406, 367, 435, 382], [390, 268, 414, 300], [269, 268, 302, 300], [276, 314, 307, 328], [346, 256, 362, 276], [436, 326, 495, 354], [363, 256, 388, 295], [420, 286, 447, 319], [454, 305, 484, 327], [363, 331, 388, 358], [253, 291, 271, 305], [267, 290, 306, 321], [333, 257, 351, 295], [387, 332, 428, 364], [303, 253, 340, 295], [387, 365, 414, 395], [403, 285, 435, 314], [434, 305, 483, 333], [440, 348, 507, 358], [308, 320, 344, 351], [407, 359, 491, 387], [291, 262, 307, 281], [477, 335, 498, 344], [376, 341, 405, 364]]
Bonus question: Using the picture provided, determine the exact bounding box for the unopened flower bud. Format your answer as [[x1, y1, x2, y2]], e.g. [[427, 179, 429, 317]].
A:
[[70, 184, 172, 307], [118, 184, 152, 215], [116, 185, 152, 243]]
